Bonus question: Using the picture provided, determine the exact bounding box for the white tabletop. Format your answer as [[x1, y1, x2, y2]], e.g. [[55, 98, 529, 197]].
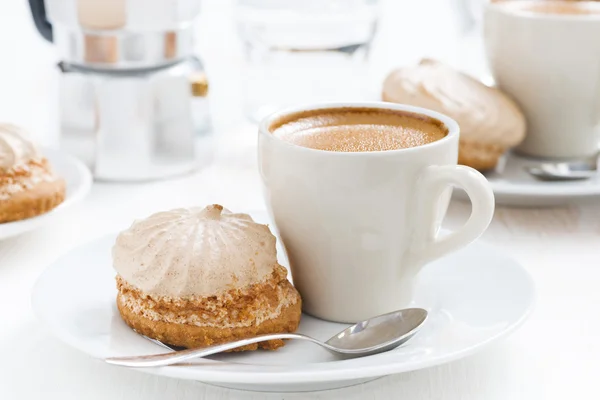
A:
[[1, 0, 600, 399]]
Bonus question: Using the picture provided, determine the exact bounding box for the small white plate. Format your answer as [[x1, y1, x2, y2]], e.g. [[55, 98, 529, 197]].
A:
[[0, 148, 92, 240], [456, 152, 600, 207], [32, 212, 534, 393]]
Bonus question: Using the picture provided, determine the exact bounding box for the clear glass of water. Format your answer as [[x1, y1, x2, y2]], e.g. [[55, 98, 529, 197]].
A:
[[234, 0, 380, 121]]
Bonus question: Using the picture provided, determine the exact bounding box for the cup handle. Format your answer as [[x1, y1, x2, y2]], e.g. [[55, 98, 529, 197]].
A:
[[409, 165, 495, 268]]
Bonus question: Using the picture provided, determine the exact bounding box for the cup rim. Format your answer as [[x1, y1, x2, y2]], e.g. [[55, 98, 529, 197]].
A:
[[486, 1, 600, 21], [258, 101, 460, 156]]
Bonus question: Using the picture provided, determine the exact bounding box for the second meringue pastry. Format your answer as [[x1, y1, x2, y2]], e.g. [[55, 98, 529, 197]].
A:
[[382, 59, 526, 171], [0, 124, 66, 223], [113, 205, 302, 350]]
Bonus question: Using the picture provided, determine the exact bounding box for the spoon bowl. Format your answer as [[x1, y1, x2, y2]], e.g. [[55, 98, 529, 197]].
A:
[[325, 308, 428, 357], [526, 158, 598, 181], [105, 308, 428, 367]]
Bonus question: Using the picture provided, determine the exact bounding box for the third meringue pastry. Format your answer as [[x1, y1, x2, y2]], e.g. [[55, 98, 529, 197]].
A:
[[382, 59, 526, 170], [113, 204, 302, 350]]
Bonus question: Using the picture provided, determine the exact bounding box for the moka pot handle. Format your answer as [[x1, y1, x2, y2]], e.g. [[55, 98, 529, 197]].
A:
[[28, 0, 53, 42]]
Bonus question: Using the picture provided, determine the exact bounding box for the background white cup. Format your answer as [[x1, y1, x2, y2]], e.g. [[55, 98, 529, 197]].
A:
[[258, 102, 495, 323], [485, 1, 600, 159]]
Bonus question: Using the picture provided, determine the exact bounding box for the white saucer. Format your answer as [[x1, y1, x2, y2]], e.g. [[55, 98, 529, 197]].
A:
[[0, 148, 92, 240], [32, 216, 534, 393], [456, 152, 600, 207]]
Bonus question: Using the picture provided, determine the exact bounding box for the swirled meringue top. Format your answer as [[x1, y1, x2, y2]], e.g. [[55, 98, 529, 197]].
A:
[[0, 124, 41, 171], [112, 205, 280, 298], [382, 59, 526, 147]]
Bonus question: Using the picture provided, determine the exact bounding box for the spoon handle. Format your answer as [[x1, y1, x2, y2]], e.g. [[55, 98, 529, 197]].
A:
[[105, 333, 315, 367]]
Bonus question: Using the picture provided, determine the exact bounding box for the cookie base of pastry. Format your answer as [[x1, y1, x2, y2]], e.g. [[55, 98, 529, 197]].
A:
[[459, 140, 505, 171], [0, 179, 66, 223], [117, 291, 302, 351]]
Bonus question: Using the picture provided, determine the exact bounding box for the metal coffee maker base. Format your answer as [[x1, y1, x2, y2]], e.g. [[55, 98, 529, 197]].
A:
[[59, 57, 213, 181]]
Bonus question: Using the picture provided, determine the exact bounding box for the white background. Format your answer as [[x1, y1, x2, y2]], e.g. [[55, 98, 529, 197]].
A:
[[1, 0, 599, 399]]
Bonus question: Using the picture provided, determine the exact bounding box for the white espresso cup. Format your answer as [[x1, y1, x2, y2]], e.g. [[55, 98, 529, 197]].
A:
[[258, 102, 495, 323], [485, 1, 600, 159]]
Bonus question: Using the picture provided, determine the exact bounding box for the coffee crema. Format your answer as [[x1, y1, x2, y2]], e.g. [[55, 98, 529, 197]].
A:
[[493, 0, 600, 15], [269, 107, 448, 152]]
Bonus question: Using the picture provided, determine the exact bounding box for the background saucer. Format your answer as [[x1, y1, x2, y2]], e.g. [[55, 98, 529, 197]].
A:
[[0, 148, 92, 240], [31, 216, 534, 392], [455, 152, 600, 207]]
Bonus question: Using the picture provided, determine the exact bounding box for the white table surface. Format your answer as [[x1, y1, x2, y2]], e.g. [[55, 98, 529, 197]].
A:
[[1, 1, 600, 399]]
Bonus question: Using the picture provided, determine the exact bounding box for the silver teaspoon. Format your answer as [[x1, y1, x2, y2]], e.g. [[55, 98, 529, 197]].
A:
[[105, 308, 428, 368], [526, 158, 598, 181]]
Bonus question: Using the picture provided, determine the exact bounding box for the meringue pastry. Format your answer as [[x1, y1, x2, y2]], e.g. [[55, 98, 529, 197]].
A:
[[113, 205, 302, 350], [0, 124, 66, 223], [382, 59, 526, 170]]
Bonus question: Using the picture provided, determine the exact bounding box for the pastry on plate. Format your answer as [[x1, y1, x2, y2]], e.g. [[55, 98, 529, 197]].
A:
[[382, 59, 526, 171], [0, 124, 66, 223], [113, 204, 302, 351]]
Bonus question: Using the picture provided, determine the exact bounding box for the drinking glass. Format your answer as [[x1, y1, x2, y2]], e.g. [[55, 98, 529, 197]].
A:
[[234, 0, 380, 121]]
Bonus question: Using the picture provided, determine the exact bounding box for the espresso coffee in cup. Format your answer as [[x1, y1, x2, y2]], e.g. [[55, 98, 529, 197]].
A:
[[495, 0, 600, 16], [485, 1, 600, 159], [270, 108, 448, 152], [259, 102, 495, 323]]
